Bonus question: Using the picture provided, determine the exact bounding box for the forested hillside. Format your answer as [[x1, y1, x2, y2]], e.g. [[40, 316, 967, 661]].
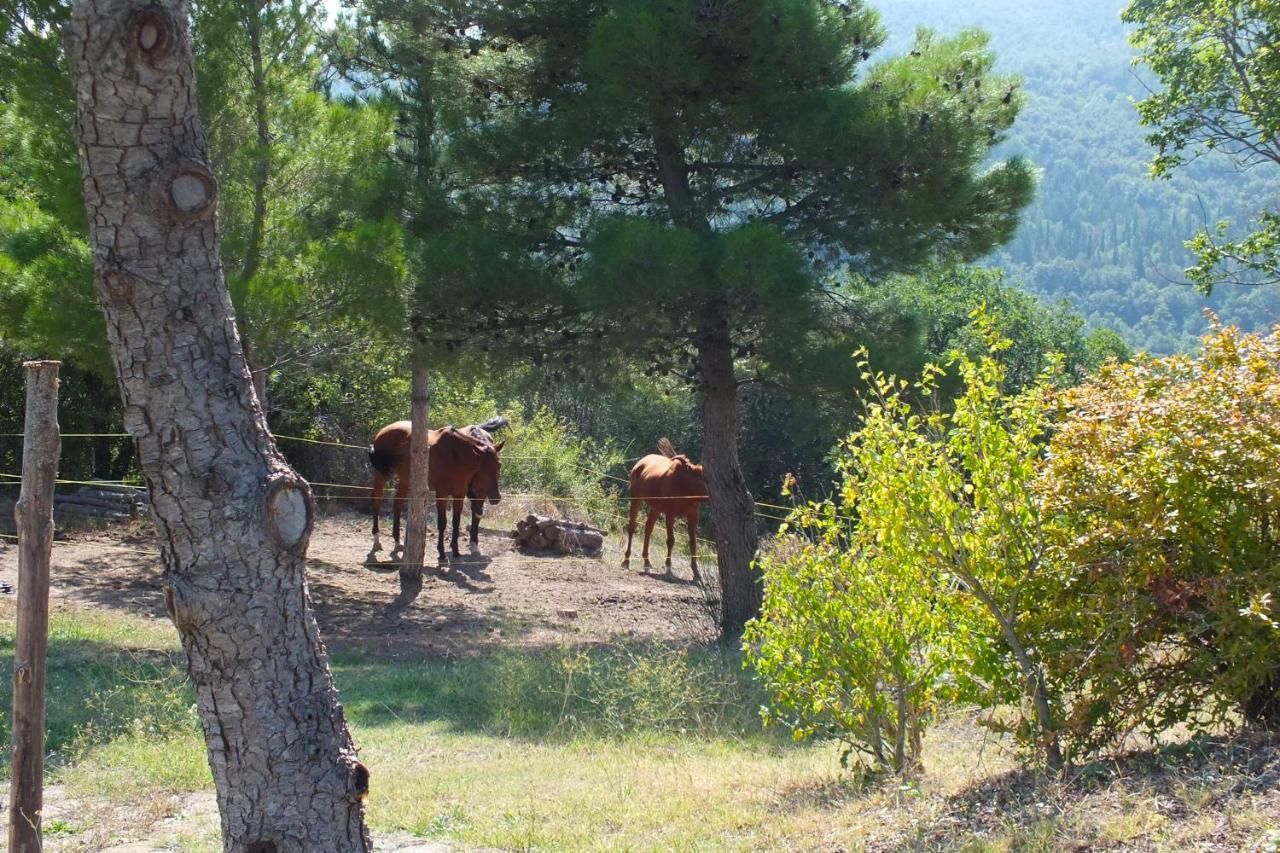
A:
[[880, 0, 1280, 352]]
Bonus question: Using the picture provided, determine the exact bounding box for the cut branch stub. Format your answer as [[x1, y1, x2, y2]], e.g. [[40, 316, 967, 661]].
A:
[[264, 475, 313, 554], [152, 158, 217, 223], [126, 7, 174, 64]]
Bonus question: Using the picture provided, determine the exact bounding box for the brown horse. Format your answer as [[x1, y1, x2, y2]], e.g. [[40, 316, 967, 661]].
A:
[[369, 417, 505, 557], [622, 438, 708, 581]]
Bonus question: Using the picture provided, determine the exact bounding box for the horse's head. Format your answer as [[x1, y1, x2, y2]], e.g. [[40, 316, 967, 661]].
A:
[[472, 440, 505, 505]]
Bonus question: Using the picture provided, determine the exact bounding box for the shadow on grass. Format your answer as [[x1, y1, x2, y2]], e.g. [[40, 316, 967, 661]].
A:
[[906, 732, 1280, 850], [0, 631, 192, 776], [0, 607, 786, 783], [331, 639, 782, 745]]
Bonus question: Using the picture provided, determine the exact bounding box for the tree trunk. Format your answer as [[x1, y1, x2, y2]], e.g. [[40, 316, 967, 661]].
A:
[[697, 304, 761, 635], [65, 1, 371, 849], [401, 365, 431, 580], [963, 573, 1063, 770], [9, 360, 59, 852]]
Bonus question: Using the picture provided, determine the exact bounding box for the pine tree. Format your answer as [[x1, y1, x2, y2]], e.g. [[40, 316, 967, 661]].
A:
[[465, 0, 1035, 632]]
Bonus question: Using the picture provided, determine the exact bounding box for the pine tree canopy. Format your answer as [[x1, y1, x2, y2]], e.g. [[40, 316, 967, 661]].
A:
[[451, 0, 1035, 386]]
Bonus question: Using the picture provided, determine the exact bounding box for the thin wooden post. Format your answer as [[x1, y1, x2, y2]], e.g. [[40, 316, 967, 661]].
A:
[[9, 360, 60, 852], [402, 366, 431, 578]]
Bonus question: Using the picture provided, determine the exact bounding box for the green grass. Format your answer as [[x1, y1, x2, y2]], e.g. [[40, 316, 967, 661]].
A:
[[2, 601, 1277, 851]]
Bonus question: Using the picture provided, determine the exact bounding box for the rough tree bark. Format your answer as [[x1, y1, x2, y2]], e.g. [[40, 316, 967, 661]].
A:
[[9, 360, 60, 852], [401, 365, 431, 580], [697, 305, 762, 635], [64, 0, 371, 848]]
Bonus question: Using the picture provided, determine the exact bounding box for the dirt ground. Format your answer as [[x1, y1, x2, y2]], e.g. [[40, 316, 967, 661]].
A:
[[0, 503, 719, 655]]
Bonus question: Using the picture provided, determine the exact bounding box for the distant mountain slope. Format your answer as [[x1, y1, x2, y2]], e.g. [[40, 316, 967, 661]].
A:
[[877, 0, 1280, 352]]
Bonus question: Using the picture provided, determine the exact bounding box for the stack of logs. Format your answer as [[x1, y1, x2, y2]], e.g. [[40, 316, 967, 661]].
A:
[[53, 483, 147, 522], [513, 515, 605, 557]]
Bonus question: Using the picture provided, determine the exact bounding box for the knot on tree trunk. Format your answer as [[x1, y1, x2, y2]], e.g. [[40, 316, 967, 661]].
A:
[[264, 474, 313, 554], [126, 7, 176, 65], [163, 580, 199, 635], [343, 756, 370, 801], [152, 158, 218, 223]]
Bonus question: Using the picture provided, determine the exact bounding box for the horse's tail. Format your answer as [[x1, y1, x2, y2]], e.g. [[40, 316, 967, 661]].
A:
[[368, 443, 395, 476], [657, 437, 677, 459], [476, 415, 509, 433]]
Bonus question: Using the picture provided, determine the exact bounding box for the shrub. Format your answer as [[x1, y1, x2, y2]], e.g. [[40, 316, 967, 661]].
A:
[[746, 318, 1065, 773], [1036, 320, 1280, 756], [493, 405, 623, 525]]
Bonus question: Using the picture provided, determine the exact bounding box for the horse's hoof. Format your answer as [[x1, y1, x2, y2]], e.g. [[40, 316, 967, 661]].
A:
[[621, 558, 630, 569]]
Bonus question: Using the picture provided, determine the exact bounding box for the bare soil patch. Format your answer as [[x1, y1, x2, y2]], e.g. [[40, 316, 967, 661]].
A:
[[0, 506, 717, 656]]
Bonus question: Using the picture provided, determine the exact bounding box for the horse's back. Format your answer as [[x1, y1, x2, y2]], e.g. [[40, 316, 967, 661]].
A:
[[629, 454, 674, 495]]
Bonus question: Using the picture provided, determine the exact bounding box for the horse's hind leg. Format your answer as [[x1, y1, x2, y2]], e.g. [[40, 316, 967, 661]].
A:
[[436, 498, 447, 560], [687, 509, 702, 583], [622, 495, 641, 568], [641, 505, 659, 570], [451, 498, 464, 558], [663, 511, 675, 574], [392, 478, 408, 549], [370, 471, 386, 552]]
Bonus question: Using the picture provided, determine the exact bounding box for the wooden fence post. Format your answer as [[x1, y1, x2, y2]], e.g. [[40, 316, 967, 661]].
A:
[[9, 360, 60, 852], [402, 366, 431, 580]]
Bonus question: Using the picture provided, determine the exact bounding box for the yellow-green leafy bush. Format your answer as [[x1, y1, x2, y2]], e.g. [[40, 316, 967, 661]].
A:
[[746, 322, 1065, 772]]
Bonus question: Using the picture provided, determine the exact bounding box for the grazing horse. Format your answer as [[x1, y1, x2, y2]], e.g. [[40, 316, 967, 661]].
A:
[[429, 427, 503, 559], [368, 416, 506, 554], [622, 438, 709, 581]]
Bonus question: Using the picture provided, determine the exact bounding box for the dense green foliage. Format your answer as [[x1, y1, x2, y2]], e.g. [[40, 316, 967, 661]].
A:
[[1037, 321, 1280, 756]]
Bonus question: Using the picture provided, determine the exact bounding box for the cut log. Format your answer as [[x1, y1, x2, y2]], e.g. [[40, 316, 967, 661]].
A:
[[512, 515, 605, 557]]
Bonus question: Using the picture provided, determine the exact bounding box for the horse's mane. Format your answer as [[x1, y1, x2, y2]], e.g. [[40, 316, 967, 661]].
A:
[[440, 426, 483, 450], [475, 416, 508, 434], [657, 437, 677, 458]]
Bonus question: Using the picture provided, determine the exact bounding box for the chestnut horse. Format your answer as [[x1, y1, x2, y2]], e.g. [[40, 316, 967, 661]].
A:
[[369, 417, 506, 557], [622, 438, 709, 581]]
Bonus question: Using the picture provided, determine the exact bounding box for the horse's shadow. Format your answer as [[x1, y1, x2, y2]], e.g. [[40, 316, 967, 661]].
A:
[[640, 566, 701, 586], [363, 546, 404, 573], [432, 549, 494, 592]]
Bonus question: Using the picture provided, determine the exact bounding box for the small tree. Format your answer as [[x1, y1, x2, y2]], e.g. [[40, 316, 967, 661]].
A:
[[747, 318, 1065, 771], [1037, 318, 1280, 755]]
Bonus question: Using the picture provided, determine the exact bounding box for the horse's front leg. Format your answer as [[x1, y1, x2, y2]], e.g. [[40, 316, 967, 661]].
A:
[[451, 498, 464, 558], [469, 498, 483, 547]]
